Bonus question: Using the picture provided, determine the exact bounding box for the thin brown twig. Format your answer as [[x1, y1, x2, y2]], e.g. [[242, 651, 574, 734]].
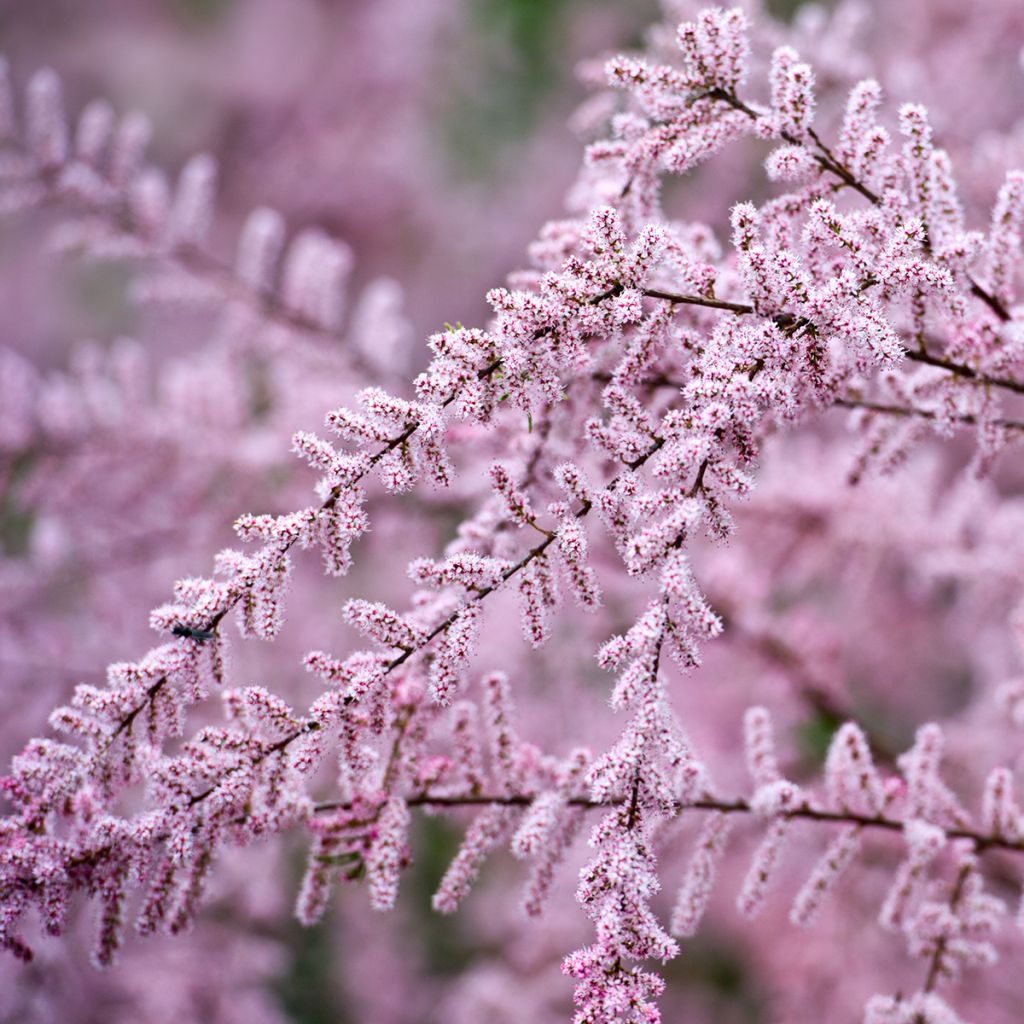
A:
[[312, 791, 1024, 856]]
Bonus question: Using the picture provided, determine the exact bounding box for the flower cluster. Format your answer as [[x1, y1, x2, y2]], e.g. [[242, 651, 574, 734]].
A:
[[3, 3, 1024, 1023]]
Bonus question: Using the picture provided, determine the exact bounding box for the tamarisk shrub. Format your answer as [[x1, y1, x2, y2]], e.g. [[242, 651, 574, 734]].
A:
[[4, 1, 1024, 1021]]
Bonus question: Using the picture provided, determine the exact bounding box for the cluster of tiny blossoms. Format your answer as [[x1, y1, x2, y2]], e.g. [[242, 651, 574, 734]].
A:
[[3, 5, 1024, 1023]]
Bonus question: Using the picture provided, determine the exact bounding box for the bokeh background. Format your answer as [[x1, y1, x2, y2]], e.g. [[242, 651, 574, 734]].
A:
[[0, 0, 666, 352]]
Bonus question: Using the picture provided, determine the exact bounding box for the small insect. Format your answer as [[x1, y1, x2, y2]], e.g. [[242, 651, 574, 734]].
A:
[[171, 623, 216, 642]]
